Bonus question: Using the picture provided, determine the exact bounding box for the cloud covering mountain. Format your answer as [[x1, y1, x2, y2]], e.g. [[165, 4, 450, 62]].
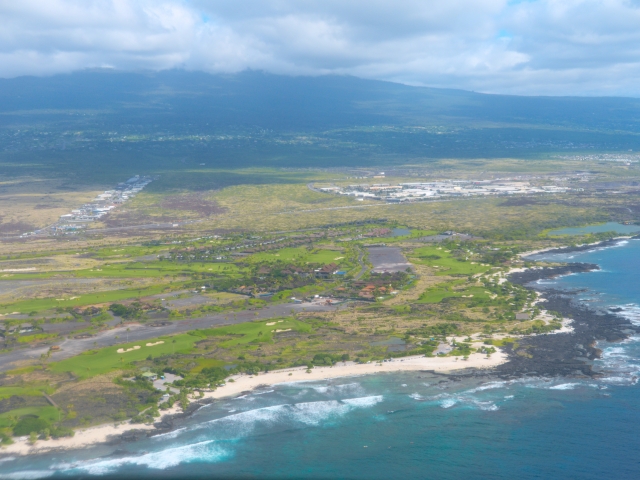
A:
[[2, 0, 640, 96]]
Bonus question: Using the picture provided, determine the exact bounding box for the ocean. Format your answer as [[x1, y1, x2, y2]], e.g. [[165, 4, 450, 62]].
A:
[[2, 239, 640, 479]]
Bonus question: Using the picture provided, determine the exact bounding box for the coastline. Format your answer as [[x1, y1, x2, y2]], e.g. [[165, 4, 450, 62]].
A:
[[0, 351, 506, 457], [499, 237, 640, 378], [2, 236, 635, 459]]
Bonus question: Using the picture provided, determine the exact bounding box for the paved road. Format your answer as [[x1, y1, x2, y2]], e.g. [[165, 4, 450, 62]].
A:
[[0, 302, 338, 372], [354, 246, 368, 280]]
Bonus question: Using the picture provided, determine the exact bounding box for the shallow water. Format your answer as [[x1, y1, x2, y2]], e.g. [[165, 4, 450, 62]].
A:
[[4, 241, 640, 479], [548, 222, 640, 236]]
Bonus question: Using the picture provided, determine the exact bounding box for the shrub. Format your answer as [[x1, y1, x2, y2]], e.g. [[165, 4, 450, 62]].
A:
[[0, 431, 13, 445], [13, 417, 50, 437], [50, 426, 74, 439]]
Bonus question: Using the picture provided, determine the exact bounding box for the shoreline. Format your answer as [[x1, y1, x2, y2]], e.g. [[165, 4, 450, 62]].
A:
[[500, 239, 640, 378], [520, 234, 637, 259], [0, 351, 506, 457], [2, 236, 635, 459]]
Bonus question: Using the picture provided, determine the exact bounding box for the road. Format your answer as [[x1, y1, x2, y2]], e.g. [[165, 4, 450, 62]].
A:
[[0, 302, 338, 372], [354, 246, 368, 280]]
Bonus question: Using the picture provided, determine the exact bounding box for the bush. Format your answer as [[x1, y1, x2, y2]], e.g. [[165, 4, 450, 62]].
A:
[[13, 417, 50, 437], [0, 431, 13, 445], [50, 425, 74, 439]]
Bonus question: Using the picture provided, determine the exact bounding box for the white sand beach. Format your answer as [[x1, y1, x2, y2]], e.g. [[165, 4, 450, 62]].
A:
[[1, 350, 505, 457], [204, 351, 506, 400]]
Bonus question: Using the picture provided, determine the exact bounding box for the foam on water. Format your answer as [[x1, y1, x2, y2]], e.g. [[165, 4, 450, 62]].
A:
[[59, 440, 229, 476], [549, 383, 580, 390], [0, 472, 54, 480], [440, 398, 457, 409], [189, 395, 385, 439], [342, 395, 383, 408], [151, 427, 187, 440]]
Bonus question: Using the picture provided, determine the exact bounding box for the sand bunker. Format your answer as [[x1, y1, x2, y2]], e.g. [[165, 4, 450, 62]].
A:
[[117, 346, 141, 353], [146, 341, 165, 347]]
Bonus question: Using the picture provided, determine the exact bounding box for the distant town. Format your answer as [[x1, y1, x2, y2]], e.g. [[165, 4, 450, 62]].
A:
[[20, 175, 152, 237], [317, 178, 570, 202]]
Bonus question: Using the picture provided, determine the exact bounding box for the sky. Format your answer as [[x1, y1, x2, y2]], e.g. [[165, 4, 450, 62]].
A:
[[2, 0, 640, 96]]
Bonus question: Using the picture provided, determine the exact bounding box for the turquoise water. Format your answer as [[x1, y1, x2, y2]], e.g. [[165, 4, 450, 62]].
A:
[[389, 228, 411, 237], [549, 222, 640, 236], [3, 241, 640, 479]]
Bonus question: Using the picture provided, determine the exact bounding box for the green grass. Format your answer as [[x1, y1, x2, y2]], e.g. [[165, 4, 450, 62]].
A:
[[244, 247, 344, 265], [0, 406, 60, 428], [73, 261, 243, 279], [410, 246, 492, 276], [90, 245, 171, 259], [49, 333, 200, 379], [187, 358, 227, 374], [418, 281, 496, 304], [0, 260, 243, 281], [47, 318, 313, 379], [363, 228, 439, 244], [0, 386, 50, 400], [196, 317, 313, 347], [0, 284, 171, 314]]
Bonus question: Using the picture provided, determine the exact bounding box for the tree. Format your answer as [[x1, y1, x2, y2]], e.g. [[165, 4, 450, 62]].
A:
[[29, 432, 38, 445]]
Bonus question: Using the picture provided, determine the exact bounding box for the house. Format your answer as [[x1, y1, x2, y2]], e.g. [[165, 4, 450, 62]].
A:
[[142, 372, 158, 381], [315, 263, 339, 279]]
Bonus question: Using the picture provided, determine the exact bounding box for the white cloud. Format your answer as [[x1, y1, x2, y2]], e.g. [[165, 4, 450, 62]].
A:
[[1, 0, 640, 95]]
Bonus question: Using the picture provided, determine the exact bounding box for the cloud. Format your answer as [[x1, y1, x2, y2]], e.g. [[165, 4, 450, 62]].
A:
[[1, 0, 640, 95]]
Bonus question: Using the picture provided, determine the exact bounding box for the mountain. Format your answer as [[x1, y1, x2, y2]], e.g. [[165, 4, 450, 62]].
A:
[[1, 70, 639, 166]]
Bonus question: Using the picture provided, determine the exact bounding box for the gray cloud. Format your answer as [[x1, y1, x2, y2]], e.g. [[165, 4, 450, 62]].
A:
[[1, 0, 639, 95]]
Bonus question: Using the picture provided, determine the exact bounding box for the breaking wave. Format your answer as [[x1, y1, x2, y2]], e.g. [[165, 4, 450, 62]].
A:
[[61, 440, 229, 476]]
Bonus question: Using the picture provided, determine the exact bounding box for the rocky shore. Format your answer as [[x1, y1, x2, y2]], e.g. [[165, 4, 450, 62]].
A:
[[494, 262, 640, 379]]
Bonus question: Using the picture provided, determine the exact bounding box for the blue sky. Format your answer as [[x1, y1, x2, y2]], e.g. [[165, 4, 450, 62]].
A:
[[1, 0, 640, 96]]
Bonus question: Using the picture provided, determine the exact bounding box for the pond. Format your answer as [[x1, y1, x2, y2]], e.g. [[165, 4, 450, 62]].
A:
[[548, 222, 640, 236], [389, 228, 411, 237]]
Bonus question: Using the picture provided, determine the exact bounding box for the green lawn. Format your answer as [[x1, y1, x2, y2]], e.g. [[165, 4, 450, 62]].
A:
[[0, 284, 171, 314], [47, 318, 312, 379], [49, 333, 200, 379], [0, 406, 60, 428], [195, 317, 312, 347], [0, 260, 243, 281], [0, 385, 50, 400], [418, 281, 495, 304], [188, 358, 227, 374], [90, 245, 171, 260], [410, 246, 492, 276], [244, 247, 345, 265], [74, 261, 243, 279], [363, 229, 438, 244]]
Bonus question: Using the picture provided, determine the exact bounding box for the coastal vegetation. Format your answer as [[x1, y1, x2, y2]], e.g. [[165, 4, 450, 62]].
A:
[[2, 153, 640, 443]]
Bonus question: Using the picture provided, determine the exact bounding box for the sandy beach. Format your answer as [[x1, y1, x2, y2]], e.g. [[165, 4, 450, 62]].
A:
[[204, 351, 506, 400], [1, 351, 505, 457]]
